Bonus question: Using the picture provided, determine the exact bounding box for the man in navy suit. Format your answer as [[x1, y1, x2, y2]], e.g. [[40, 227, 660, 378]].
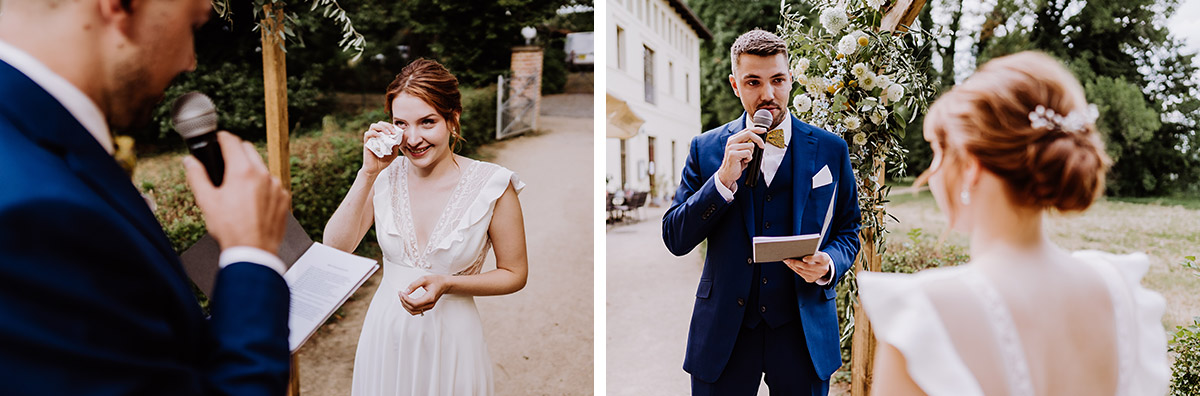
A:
[[663, 29, 861, 395], [0, 0, 293, 394]]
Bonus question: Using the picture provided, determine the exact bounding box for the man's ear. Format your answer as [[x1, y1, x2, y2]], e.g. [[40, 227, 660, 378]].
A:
[[729, 74, 739, 98], [97, 0, 136, 36]]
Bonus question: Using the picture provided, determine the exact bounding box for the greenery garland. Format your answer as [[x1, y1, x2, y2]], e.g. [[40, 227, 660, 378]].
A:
[[777, 0, 940, 347]]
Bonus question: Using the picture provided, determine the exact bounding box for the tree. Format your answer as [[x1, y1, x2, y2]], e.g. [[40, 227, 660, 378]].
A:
[[948, 0, 1199, 196], [688, 0, 814, 130]]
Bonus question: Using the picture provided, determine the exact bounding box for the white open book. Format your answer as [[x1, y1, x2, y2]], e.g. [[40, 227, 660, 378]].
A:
[[180, 215, 378, 353], [751, 184, 838, 263], [282, 243, 378, 352]]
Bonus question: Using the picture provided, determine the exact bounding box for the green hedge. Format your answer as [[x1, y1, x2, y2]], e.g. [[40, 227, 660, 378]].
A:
[[1172, 316, 1200, 395]]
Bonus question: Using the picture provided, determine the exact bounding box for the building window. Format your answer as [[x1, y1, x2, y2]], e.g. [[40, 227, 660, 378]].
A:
[[620, 139, 628, 189], [668, 61, 675, 97], [685, 73, 690, 103], [616, 26, 626, 70], [644, 46, 656, 104]]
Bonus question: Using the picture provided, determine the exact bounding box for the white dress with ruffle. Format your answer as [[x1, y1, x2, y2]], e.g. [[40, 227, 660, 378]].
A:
[[351, 157, 524, 396], [857, 251, 1169, 396]]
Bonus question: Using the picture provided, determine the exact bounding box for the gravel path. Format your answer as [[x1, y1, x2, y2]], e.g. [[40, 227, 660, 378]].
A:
[[295, 94, 594, 395]]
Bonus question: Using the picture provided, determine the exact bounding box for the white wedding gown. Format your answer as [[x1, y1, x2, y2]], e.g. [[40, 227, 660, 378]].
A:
[[351, 157, 523, 396], [858, 251, 1169, 396]]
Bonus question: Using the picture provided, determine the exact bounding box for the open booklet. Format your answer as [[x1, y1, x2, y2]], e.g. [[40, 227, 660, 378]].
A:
[[752, 183, 838, 263], [180, 215, 378, 352], [282, 243, 378, 351]]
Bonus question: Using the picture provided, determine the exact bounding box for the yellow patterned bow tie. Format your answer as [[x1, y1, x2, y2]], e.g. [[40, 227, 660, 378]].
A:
[[761, 129, 785, 148], [113, 135, 137, 179]]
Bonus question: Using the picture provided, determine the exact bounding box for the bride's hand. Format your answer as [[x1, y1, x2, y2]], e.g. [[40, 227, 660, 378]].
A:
[[400, 275, 450, 316], [362, 121, 401, 177]]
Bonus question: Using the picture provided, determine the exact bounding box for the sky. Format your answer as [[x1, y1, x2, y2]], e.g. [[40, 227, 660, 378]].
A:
[[1168, 0, 1200, 59], [934, 0, 1200, 83]]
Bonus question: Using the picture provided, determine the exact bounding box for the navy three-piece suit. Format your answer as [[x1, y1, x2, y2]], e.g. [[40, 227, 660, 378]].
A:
[[663, 113, 861, 394], [0, 60, 291, 394]]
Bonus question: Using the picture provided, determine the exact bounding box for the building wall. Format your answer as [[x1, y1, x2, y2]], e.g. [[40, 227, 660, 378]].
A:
[[605, 0, 703, 201]]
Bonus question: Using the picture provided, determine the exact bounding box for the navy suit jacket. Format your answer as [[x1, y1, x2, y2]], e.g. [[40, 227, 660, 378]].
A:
[[0, 60, 291, 394], [663, 113, 861, 383]]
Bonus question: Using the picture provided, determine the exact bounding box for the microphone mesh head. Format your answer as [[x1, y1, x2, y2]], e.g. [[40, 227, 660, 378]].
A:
[[171, 92, 218, 139], [752, 109, 773, 129]]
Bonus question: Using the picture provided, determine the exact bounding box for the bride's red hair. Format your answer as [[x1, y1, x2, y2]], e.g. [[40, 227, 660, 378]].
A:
[[915, 51, 1111, 216], [386, 58, 466, 153]]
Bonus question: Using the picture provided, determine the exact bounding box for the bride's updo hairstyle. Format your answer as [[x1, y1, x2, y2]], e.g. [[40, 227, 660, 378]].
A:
[[386, 58, 466, 152], [916, 51, 1111, 215]]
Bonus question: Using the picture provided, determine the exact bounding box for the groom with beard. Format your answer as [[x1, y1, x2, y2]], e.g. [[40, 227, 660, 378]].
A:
[[663, 29, 862, 395], [0, 0, 292, 394]]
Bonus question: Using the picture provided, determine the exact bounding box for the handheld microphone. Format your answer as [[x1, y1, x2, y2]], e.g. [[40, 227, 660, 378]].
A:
[[171, 92, 224, 186], [745, 109, 773, 188]]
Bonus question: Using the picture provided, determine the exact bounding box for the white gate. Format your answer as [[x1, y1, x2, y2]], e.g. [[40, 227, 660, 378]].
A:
[[495, 73, 539, 140]]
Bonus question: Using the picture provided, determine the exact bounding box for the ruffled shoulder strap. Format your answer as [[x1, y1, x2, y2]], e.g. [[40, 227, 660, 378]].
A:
[[858, 268, 985, 396], [453, 160, 524, 233], [1072, 250, 1170, 396]]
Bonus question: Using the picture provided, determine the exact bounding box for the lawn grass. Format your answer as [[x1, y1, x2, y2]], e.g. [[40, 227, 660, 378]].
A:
[[883, 187, 1200, 331]]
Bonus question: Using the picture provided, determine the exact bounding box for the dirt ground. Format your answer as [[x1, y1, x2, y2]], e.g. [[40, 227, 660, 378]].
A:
[[294, 94, 595, 395]]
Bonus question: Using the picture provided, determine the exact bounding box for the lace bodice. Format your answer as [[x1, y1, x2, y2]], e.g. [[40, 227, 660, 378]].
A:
[[371, 157, 524, 276], [857, 251, 1169, 396]]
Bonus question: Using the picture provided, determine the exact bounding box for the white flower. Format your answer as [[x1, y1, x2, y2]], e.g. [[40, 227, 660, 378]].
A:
[[820, 6, 849, 35], [793, 94, 813, 113], [860, 72, 878, 90], [877, 74, 892, 88], [852, 132, 868, 145], [866, 0, 886, 11], [844, 116, 862, 130], [794, 74, 808, 87], [870, 109, 886, 124], [851, 63, 868, 78], [886, 84, 905, 102], [792, 58, 811, 78], [805, 76, 826, 95], [837, 34, 859, 55]]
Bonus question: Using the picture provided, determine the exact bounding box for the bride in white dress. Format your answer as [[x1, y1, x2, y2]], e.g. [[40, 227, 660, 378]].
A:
[[858, 51, 1169, 396], [323, 59, 528, 396]]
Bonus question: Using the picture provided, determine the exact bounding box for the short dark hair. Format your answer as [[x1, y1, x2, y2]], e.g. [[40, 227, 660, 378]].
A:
[[730, 29, 788, 72]]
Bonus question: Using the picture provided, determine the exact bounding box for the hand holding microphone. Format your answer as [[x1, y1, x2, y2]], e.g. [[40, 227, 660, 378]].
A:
[[174, 92, 290, 253], [744, 109, 773, 188], [715, 109, 770, 191]]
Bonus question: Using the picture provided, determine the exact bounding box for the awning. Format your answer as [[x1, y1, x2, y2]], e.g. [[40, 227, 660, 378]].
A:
[[606, 93, 644, 139]]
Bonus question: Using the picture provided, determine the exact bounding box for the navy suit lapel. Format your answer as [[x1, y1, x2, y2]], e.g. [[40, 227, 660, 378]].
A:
[[790, 115, 818, 236], [0, 61, 180, 269]]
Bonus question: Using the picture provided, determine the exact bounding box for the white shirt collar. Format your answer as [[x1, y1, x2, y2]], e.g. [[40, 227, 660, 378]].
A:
[[0, 40, 113, 154], [744, 109, 793, 147]]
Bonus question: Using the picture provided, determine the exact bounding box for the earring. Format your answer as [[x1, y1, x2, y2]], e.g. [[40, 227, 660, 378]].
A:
[[960, 188, 971, 206]]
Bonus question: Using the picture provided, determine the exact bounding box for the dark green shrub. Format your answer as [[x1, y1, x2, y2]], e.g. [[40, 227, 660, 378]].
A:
[[288, 132, 370, 245], [1171, 316, 1200, 395], [542, 37, 568, 95], [457, 85, 498, 156]]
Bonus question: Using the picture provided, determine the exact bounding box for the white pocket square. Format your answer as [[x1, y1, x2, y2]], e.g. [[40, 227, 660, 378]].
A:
[[813, 165, 833, 188]]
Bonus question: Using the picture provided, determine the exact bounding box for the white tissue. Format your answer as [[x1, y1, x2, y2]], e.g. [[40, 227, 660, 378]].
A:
[[365, 133, 398, 158], [407, 286, 427, 300]]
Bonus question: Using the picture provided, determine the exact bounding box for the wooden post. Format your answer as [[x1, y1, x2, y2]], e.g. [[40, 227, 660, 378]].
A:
[[851, 1, 925, 395], [851, 164, 885, 396], [260, 3, 298, 396], [262, 3, 291, 193]]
